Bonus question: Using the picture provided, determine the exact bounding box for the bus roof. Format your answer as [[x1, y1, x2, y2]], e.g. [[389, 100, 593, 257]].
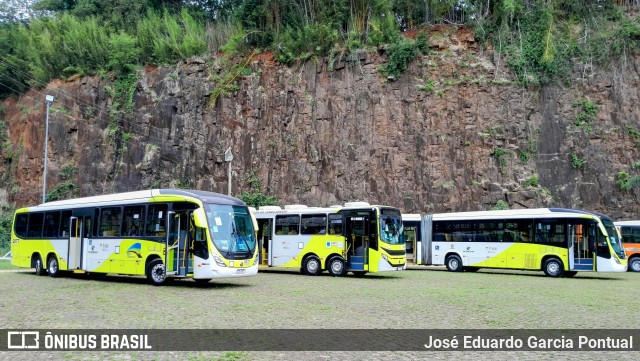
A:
[[615, 220, 640, 226], [401, 213, 421, 221], [253, 202, 395, 215], [430, 208, 606, 221], [25, 189, 245, 211]]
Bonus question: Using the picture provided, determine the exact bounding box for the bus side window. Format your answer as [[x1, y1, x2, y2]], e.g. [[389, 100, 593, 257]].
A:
[[146, 204, 167, 236], [100, 207, 122, 237], [328, 214, 342, 235], [60, 211, 72, 237], [275, 215, 299, 236], [43, 212, 61, 238], [595, 223, 611, 258], [27, 213, 44, 238]]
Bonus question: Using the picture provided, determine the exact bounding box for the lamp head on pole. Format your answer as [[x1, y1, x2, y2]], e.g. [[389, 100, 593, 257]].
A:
[[45, 95, 54, 103], [224, 147, 233, 162]]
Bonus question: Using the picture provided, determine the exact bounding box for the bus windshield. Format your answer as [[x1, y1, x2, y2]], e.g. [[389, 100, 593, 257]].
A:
[[380, 208, 404, 245], [204, 204, 256, 258], [602, 219, 626, 259]]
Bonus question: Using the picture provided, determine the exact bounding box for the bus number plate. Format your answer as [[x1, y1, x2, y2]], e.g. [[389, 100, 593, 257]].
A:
[[236, 269, 246, 274]]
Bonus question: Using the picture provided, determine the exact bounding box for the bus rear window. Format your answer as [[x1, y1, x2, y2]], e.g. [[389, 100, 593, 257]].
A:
[[14, 213, 28, 238]]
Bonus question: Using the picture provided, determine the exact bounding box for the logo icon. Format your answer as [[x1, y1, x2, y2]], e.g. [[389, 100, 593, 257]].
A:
[[7, 331, 39, 349], [126, 243, 142, 258]]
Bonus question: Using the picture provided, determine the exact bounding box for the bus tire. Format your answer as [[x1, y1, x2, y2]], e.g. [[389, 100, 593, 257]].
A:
[[543, 258, 564, 278], [327, 256, 346, 277], [564, 271, 578, 278], [302, 255, 321, 276], [146, 259, 167, 286], [629, 257, 640, 272], [47, 256, 60, 278], [34, 255, 47, 276], [445, 255, 463, 272]]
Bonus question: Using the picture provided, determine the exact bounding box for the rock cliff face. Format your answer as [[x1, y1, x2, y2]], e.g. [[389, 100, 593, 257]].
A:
[[1, 26, 639, 219]]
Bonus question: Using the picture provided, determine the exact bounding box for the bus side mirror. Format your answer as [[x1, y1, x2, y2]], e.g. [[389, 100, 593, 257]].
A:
[[192, 208, 207, 228]]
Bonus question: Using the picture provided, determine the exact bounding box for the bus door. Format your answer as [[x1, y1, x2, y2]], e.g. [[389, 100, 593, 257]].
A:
[[68, 215, 90, 270], [345, 213, 369, 271], [166, 211, 190, 276], [568, 221, 595, 271], [403, 220, 419, 264], [257, 218, 272, 266]]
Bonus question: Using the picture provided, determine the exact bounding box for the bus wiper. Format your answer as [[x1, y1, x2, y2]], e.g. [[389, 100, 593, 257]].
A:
[[230, 222, 251, 254]]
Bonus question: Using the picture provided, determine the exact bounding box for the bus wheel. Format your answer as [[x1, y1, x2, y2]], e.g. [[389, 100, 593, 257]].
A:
[[34, 255, 47, 276], [302, 256, 321, 276], [564, 271, 578, 278], [146, 259, 167, 286], [629, 257, 640, 272], [47, 256, 60, 278], [445, 255, 463, 272], [327, 256, 346, 277], [543, 258, 564, 278]]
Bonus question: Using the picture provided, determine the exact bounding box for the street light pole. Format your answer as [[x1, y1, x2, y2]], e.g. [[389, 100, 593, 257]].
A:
[[224, 147, 233, 195], [42, 95, 54, 203]]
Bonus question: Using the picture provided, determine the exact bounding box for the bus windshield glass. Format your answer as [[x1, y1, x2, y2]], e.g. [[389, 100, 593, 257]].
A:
[[602, 219, 626, 259], [380, 208, 404, 245], [204, 204, 256, 258]]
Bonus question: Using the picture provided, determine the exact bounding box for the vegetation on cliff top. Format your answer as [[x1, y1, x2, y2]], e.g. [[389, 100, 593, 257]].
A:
[[0, 1, 638, 98]]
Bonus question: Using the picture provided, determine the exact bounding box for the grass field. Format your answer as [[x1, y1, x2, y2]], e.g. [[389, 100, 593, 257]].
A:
[[1, 266, 639, 360], [0, 260, 18, 270]]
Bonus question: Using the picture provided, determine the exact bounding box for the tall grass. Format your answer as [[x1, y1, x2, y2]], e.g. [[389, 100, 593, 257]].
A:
[[137, 9, 207, 65], [0, 9, 209, 97]]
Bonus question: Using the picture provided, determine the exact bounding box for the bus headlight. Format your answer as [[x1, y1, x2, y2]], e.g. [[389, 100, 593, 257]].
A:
[[212, 254, 227, 267]]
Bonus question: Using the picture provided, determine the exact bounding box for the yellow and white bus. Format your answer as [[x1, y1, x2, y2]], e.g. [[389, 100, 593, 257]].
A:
[[403, 208, 627, 277], [253, 202, 406, 276], [10, 189, 258, 285]]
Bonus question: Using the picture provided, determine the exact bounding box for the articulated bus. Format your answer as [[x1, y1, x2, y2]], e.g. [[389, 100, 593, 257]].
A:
[[10, 189, 258, 285], [402, 208, 627, 277], [615, 221, 640, 272], [253, 202, 406, 276]]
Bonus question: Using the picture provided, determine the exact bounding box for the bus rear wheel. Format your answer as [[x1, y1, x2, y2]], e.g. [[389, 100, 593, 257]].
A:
[[47, 256, 60, 278], [445, 255, 463, 272], [327, 256, 346, 277], [34, 255, 47, 276], [629, 257, 640, 272], [543, 258, 564, 278], [146, 259, 167, 286], [302, 256, 321, 276]]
